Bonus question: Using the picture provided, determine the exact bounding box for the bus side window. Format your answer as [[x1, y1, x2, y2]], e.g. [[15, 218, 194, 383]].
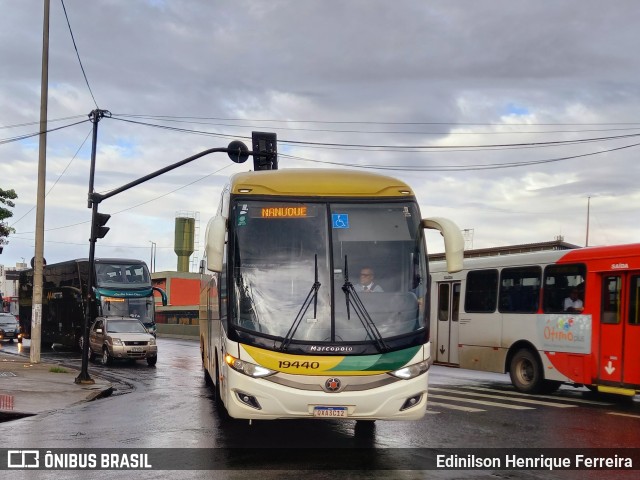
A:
[[602, 276, 621, 324], [629, 275, 640, 325], [543, 263, 586, 314], [465, 269, 498, 313]]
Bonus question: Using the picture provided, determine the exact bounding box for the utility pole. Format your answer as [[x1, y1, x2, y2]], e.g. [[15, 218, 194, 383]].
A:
[[149, 241, 157, 273], [585, 196, 591, 247], [31, 0, 50, 364]]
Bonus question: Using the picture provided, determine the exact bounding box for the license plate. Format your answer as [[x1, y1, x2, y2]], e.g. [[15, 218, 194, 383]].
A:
[[131, 347, 143, 352], [313, 406, 348, 417]]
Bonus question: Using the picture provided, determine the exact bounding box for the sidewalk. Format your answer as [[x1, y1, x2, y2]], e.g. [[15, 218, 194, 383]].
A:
[[0, 351, 113, 419]]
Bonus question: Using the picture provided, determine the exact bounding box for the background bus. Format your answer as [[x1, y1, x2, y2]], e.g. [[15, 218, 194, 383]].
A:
[[19, 258, 166, 349], [430, 243, 640, 396], [200, 168, 464, 422]]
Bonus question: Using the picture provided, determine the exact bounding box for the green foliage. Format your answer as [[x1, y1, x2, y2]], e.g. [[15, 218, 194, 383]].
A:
[[49, 366, 68, 374], [0, 188, 18, 246]]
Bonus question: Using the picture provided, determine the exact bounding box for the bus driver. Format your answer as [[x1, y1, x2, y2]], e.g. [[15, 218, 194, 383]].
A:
[[356, 267, 384, 293]]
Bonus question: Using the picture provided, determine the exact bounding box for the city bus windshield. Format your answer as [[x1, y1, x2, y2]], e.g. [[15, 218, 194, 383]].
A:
[[230, 200, 428, 351]]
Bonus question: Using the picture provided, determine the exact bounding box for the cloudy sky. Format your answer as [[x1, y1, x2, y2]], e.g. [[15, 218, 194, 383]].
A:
[[1, 0, 639, 273]]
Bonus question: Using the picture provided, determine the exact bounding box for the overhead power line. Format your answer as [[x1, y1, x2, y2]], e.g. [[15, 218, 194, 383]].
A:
[[112, 113, 640, 128], [0, 114, 87, 130], [107, 114, 640, 152], [0, 119, 90, 146], [60, 0, 99, 108]]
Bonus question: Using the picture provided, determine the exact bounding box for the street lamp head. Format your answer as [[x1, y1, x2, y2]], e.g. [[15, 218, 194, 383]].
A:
[[227, 140, 249, 164]]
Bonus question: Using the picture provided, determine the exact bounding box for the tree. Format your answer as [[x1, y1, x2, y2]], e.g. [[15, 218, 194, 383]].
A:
[[0, 188, 18, 250]]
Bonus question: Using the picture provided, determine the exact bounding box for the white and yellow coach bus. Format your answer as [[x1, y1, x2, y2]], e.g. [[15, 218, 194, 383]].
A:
[[199, 168, 463, 423]]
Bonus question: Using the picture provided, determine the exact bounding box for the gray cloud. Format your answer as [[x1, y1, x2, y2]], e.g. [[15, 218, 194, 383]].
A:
[[1, 0, 639, 270]]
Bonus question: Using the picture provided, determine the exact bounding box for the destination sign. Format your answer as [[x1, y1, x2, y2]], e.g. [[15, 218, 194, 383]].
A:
[[250, 205, 316, 219]]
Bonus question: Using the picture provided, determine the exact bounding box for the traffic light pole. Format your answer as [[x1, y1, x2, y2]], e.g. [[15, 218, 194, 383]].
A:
[[74, 131, 259, 384], [75, 109, 109, 384]]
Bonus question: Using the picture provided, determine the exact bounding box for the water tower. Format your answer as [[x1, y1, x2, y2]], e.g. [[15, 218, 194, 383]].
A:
[[174, 213, 195, 272]]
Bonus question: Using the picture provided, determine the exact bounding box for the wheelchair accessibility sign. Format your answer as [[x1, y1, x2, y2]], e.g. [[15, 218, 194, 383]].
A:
[[332, 214, 349, 229]]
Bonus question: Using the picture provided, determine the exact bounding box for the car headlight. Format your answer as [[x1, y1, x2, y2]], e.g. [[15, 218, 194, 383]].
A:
[[225, 354, 275, 378], [112, 338, 123, 346], [389, 359, 430, 379], [148, 337, 156, 345]]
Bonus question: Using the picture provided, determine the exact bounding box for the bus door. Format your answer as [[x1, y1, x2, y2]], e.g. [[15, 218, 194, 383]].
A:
[[598, 272, 640, 387], [435, 281, 461, 364]]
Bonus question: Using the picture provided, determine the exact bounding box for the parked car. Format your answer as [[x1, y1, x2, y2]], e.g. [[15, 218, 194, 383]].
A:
[[0, 312, 20, 342], [88, 317, 157, 366]]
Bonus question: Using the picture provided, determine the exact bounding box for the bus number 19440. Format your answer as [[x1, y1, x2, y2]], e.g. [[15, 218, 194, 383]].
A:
[[278, 361, 320, 369]]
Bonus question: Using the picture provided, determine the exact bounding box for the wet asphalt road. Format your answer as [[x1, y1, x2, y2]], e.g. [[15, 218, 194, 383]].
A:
[[1, 337, 639, 479]]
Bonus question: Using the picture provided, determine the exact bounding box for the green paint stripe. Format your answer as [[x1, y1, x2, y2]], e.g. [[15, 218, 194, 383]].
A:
[[329, 345, 421, 372]]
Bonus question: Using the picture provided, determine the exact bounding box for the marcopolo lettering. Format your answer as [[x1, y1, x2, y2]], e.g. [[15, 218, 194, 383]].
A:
[[308, 345, 354, 352]]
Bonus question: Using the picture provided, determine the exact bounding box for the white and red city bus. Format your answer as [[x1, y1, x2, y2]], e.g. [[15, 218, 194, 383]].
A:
[[430, 243, 640, 396]]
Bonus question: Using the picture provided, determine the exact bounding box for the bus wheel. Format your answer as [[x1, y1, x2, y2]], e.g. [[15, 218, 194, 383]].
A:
[[102, 346, 113, 366], [509, 348, 544, 394]]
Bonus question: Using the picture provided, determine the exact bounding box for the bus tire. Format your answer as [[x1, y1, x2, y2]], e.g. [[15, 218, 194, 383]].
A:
[[509, 348, 544, 394], [214, 359, 223, 407]]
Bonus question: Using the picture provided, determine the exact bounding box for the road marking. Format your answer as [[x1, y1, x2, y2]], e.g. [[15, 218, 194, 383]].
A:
[[430, 387, 575, 408], [428, 393, 534, 410], [428, 401, 485, 413], [458, 386, 615, 405], [607, 412, 640, 419]]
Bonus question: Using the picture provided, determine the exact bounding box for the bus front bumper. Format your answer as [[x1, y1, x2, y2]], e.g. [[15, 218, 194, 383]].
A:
[[222, 368, 428, 421]]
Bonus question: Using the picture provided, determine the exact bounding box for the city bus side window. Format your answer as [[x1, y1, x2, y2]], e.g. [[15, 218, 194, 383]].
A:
[[499, 266, 541, 313], [438, 284, 450, 321], [464, 269, 498, 313], [629, 275, 640, 325], [543, 263, 586, 313], [602, 276, 621, 324]]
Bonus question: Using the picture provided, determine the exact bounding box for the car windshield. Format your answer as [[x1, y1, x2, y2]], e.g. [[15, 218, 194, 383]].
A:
[[99, 296, 155, 324], [0, 314, 18, 326], [106, 320, 148, 334], [229, 200, 428, 349]]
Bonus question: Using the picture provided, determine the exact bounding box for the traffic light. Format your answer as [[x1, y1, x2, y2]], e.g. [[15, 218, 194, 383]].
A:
[[252, 131, 278, 171], [92, 212, 111, 240]]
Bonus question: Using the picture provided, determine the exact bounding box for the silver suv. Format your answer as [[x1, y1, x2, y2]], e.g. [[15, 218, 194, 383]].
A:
[[88, 317, 158, 366]]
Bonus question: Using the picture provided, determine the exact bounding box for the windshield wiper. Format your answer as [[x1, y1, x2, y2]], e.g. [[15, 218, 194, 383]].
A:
[[341, 256, 388, 352], [280, 255, 321, 351]]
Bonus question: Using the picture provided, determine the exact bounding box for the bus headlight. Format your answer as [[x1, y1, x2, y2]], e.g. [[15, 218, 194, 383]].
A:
[[225, 354, 275, 378], [389, 359, 430, 379]]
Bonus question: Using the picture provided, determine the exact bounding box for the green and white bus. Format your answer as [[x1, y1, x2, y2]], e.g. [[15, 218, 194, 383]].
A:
[[19, 258, 166, 349]]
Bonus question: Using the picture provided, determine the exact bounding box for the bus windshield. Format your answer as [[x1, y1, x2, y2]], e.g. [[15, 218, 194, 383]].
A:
[[95, 262, 150, 288], [230, 200, 427, 349]]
